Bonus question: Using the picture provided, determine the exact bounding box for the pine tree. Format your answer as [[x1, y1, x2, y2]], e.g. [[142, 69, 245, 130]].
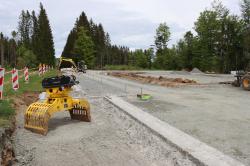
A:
[[62, 29, 77, 57], [37, 3, 55, 65], [62, 11, 131, 68], [241, 0, 250, 69], [241, 0, 250, 25], [62, 12, 91, 58], [18, 10, 32, 49], [104, 33, 111, 65], [31, 11, 40, 60], [74, 27, 95, 68], [76, 12, 91, 34]]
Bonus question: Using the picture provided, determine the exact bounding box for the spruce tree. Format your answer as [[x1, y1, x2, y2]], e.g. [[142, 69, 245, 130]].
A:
[[18, 10, 32, 49], [74, 27, 95, 68], [62, 12, 91, 58], [62, 29, 77, 57], [37, 3, 55, 65], [31, 10, 40, 61]]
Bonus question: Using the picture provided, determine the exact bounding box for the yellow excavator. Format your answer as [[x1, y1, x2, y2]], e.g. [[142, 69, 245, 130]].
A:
[[233, 71, 250, 90], [24, 75, 91, 135], [58, 57, 77, 70]]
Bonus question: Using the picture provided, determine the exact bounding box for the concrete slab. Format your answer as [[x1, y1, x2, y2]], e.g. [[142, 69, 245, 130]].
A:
[[105, 95, 245, 166]]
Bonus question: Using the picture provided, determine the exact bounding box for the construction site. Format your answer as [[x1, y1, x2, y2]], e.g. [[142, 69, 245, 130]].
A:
[[0, 67, 245, 166], [1, 1, 250, 166]]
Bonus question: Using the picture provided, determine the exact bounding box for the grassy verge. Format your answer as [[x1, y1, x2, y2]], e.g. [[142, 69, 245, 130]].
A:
[[3, 70, 58, 97], [0, 100, 15, 127], [0, 69, 58, 127]]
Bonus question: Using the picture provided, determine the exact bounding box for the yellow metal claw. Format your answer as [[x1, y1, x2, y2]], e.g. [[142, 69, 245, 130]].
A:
[[24, 75, 91, 135]]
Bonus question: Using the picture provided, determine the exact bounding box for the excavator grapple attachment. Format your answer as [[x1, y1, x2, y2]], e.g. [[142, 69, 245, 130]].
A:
[[70, 104, 91, 121], [24, 75, 91, 135], [24, 103, 50, 135]]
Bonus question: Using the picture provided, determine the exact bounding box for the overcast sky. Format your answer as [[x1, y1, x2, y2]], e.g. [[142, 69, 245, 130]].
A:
[[0, 0, 241, 57]]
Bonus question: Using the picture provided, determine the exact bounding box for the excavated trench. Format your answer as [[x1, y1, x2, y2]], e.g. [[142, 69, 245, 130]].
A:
[[0, 92, 39, 166]]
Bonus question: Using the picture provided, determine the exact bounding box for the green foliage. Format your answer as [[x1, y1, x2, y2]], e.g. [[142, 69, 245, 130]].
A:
[[74, 27, 95, 68], [62, 11, 130, 69], [0, 69, 57, 126], [18, 10, 32, 49], [3, 69, 57, 97], [133, 49, 148, 68], [241, 0, 250, 69], [0, 100, 15, 120], [37, 3, 55, 65], [15, 3, 55, 67], [241, 0, 250, 24], [17, 45, 37, 68], [155, 23, 171, 50], [153, 48, 182, 70], [153, 22, 173, 69], [170, 1, 248, 73]]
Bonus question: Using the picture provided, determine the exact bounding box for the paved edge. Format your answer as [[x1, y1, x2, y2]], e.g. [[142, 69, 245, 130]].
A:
[[105, 95, 245, 166]]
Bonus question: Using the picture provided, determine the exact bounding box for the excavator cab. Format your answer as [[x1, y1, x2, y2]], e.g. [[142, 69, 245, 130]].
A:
[[242, 72, 250, 90], [77, 61, 86, 73], [233, 71, 250, 90], [24, 75, 91, 135]]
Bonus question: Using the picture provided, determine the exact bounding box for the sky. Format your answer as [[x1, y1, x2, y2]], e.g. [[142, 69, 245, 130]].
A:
[[0, 0, 241, 57]]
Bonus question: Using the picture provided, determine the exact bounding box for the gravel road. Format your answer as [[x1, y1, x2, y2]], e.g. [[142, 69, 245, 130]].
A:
[[83, 70, 250, 165], [13, 73, 196, 166]]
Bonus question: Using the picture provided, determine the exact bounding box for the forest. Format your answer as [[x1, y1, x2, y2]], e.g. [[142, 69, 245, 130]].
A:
[[129, 0, 250, 73], [0, 0, 250, 73], [0, 3, 55, 68]]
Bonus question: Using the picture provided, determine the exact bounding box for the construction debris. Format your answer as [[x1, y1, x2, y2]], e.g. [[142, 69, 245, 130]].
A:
[[107, 72, 197, 87]]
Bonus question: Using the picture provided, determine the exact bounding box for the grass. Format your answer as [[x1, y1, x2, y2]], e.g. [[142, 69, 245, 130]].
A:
[[0, 69, 58, 127], [104, 65, 143, 70], [3, 69, 58, 97], [0, 100, 15, 127]]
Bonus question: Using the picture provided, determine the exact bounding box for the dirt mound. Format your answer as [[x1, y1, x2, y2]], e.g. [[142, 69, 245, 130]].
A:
[[107, 72, 197, 87], [191, 67, 203, 74]]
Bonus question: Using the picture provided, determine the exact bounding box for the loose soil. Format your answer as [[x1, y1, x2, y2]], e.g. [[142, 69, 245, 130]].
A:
[[107, 72, 197, 87]]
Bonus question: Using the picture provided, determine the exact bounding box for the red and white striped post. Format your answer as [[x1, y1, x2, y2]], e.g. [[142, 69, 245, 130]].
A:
[[24, 67, 29, 82], [42, 64, 44, 74], [44, 65, 46, 73], [12, 68, 19, 91], [0, 68, 5, 99], [39, 64, 42, 76]]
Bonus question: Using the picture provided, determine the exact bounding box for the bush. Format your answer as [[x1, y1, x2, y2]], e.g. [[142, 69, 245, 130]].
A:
[[17, 45, 37, 68]]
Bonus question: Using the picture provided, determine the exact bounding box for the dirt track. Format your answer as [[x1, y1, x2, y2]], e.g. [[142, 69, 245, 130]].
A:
[[13, 95, 196, 165]]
